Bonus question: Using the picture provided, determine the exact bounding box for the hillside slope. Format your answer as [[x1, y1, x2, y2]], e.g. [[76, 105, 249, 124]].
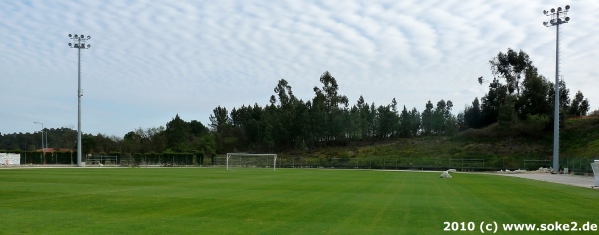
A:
[[281, 117, 599, 172]]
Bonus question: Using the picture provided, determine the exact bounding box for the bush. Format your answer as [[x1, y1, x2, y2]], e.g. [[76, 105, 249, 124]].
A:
[[520, 114, 549, 138], [458, 123, 498, 139]]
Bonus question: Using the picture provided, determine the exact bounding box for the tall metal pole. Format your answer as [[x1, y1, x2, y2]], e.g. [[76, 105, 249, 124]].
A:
[[45, 126, 48, 151], [543, 5, 570, 173], [77, 41, 82, 167], [34, 122, 44, 163], [553, 22, 560, 174], [68, 34, 91, 167]]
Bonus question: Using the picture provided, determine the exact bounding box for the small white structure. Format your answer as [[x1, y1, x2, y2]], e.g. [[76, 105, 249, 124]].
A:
[[591, 160, 599, 187], [440, 171, 452, 178], [1, 153, 20, 166]]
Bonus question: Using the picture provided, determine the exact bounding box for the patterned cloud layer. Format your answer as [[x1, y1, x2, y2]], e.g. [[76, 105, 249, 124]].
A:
[[1, 0, 597, 136]]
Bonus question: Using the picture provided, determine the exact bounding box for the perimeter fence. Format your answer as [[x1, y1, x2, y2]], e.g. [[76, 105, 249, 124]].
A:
[[4, 152, 598, 173]]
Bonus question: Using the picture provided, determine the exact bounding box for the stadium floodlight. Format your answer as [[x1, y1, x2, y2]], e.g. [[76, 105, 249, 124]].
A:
[[68, 33, 91, 167], [543, 5, 570, 174], [33, 122, 44, 160]]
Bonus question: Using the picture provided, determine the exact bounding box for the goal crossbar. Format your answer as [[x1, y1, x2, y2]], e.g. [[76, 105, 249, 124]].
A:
[[226, 153, 277, 171]]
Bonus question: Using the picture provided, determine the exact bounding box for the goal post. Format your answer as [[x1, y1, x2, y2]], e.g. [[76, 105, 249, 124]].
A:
[[226, 153, 277, 171]]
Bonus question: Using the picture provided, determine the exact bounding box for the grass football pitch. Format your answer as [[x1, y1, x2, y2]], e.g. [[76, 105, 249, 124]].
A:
[[1, 168, 597, 234]]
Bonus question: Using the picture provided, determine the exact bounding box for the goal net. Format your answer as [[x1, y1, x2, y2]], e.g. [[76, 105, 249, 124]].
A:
[[87, 155, 118, 166], [226, 153, 278, 171]]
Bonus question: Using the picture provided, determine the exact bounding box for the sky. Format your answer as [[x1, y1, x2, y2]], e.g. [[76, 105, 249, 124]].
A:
[[1, 0, 598, 138]]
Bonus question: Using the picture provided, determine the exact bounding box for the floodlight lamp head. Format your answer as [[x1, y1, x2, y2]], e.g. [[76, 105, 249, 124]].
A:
[[543, 22, 548, 26], [68, 34, 72, 37], [551, 8, 555, 13], [543, 10, 547, 14], [566, 5, 570, 10], [81, 34, 85, 38], [87, 44, 91, 49], [74, 34, 78, 38], [558, 7, 562, 12], [565, 17, 570, 22], [87, 35, 91, 39], [68, 42, 72, 46]]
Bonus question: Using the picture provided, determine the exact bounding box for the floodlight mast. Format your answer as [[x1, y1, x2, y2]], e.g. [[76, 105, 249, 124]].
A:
[[68, 34, 91, 167], [34, 122, 44, 162], [543, 5, 570, 173]]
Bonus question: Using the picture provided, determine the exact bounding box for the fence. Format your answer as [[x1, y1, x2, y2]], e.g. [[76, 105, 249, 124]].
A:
[[522, 159, 551, 171], [12, 152, 194, 167], [274, 156, 488, 171], [18, 151, 77, 165], [6, 152, 599, 172], [562, 158, 597, 173], [120, 153, 195, 166], [273, 156, 597, 172]]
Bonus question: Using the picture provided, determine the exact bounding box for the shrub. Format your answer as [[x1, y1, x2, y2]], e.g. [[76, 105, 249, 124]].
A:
[[520, 114, 549, 138]]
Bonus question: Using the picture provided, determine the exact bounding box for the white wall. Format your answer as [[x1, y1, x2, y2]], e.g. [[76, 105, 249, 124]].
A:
[[1, 153, 20, 165]]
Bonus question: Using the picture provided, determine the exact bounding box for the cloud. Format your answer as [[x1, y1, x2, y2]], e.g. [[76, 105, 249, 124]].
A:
[[1, 0, 598, 137]]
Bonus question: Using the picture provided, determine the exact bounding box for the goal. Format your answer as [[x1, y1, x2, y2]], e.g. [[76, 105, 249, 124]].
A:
[[226, 153, 278, 171], [87, 155, 118, 166]]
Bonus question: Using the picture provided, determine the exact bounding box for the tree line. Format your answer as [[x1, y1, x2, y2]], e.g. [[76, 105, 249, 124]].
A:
[[462, 48, 590, 136], [1, 48, 592, 156]]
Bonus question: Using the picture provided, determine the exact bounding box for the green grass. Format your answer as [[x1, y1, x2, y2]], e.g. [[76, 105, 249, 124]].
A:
[[1, 168, 598, 234]]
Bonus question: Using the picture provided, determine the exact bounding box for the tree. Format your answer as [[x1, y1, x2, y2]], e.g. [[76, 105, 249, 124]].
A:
[[498, 95, 519, 142], [147, 127, 166, 153], [568, 90, 590, 117], [355, 95, 373, 140], [209, 106, 230, 134], [165, 114, 190, 152], [209, 106, 240, 153], [464, 97, 483, 129], [94, 133, 121, 153], [375, 104, 394, 139], [457, 111, 467, 131], [432, 100, 447, 135], [189, 120, 209, 137], [430, 99, 454, 135], [123, 131, 141, 154], [481, 78, 508, 126], [489, 48, 533, 95], [274, 79, 296, 107], [547, 79, 570, 113], [398, 106, 411, 137], [197, 133, 217, 164], [272, 79, 299, 149], [409, 108, 421, 136], [421, 100, 434, 135], [517, 70, 551, 120], [581, 99, 590, 116], [312, 71, 349, 143], [81, 134, 95, 156], [547, 79, 570, 127]]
